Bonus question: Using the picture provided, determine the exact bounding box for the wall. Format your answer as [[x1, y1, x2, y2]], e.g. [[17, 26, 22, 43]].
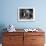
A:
[[0, 0, 46, 44], [0, 0, 46, 30]]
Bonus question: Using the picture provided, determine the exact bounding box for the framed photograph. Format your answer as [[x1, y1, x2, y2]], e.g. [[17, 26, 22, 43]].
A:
[[18, 7, 35, 21]]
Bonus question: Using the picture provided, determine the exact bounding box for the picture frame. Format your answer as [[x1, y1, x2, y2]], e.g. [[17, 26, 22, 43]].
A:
[[18, 7, 35, 21]]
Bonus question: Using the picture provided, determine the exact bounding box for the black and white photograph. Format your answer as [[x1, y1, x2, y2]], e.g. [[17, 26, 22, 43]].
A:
[[18, 7, 35, 21]]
